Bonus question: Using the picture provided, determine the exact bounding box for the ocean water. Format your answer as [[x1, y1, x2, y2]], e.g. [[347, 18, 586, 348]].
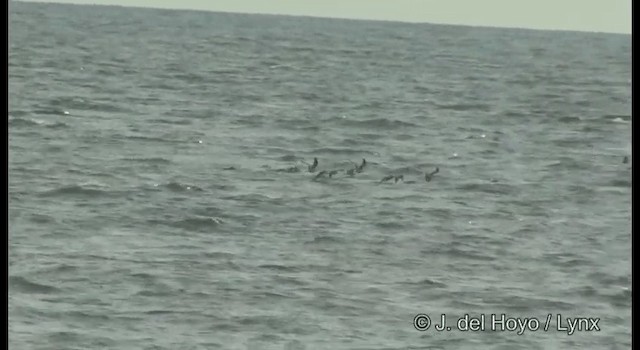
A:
[[8, 2, 632, 349]]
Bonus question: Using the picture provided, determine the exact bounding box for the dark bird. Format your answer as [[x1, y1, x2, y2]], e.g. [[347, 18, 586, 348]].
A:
[[623, 156, 629, 164], [355, 158, 367, 173], [425, 167, 439, 182], [308, 157, 319, 172]]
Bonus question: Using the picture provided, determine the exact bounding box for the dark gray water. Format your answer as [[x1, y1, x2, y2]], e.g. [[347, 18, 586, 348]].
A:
[[9, 2, 632, 349]]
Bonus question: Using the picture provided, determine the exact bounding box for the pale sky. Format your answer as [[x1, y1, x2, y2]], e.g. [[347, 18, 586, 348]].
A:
[[19, 0, 631, 34]]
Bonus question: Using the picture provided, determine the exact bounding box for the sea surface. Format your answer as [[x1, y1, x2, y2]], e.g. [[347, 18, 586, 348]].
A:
[[8, 2, 632, 349]]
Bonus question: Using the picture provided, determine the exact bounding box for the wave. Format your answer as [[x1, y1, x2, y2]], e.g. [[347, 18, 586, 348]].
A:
[[38, 184, 114, 198], [28, 213, 56, 224], [457, 182, 519, 195], [402, 277, 448, 289], [273, 154, 302, 162], [484, 294, 576, 312], [557, 115, 583, 123], [30, 108, 70, 116], [311, 147, 380, 156], [435, 245, 496, 262], [118, 134, 177, 144], [163, 181, 204, 192], [434, 102, 492, 112], [7, 110, 31, 117], [306, 235, 344, 245], [169, 216, 224, 231], [120, 157, 172, 164], [257, 264, 298, 272], [9, 276, 60, 294], [341, 117, 420, 129], [602, 114, 631, 123], [9, 117, 44, 127], [154, 118, 193, 125], [609, 178, 631, 188], [8, 117, 68, 129], [221, 193, 274, 203], [373, 220, 413, 230]]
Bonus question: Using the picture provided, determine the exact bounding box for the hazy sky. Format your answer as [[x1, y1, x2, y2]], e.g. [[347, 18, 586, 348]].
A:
[[20, 0, 631, 34]]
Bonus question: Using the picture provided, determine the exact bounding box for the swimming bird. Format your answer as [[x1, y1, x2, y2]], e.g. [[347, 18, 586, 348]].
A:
[[623, 156, 629, 164], [355, 158, 367, 173], [425, 167, 439, 182], [308, 157, 319, 172]]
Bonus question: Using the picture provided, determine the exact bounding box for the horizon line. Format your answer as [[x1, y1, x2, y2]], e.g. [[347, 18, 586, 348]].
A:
[[13, 0, 632, 35]]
